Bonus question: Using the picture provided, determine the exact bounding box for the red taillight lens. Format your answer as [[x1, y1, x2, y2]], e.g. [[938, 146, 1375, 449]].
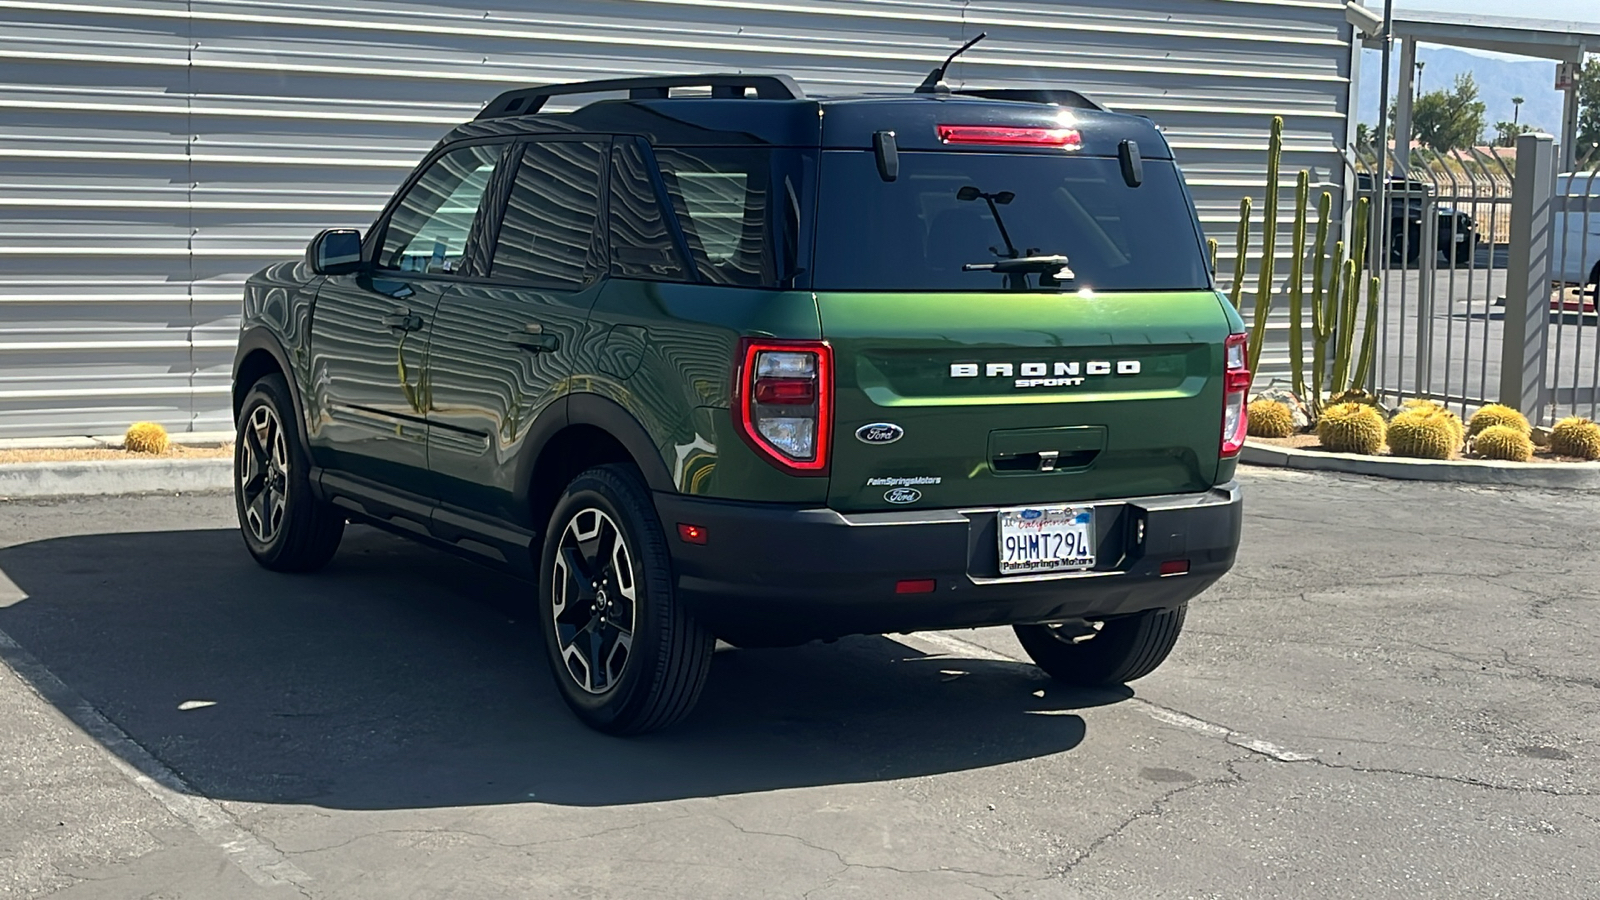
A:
[[734, 339, 832, 474], [754, 377, 817, 405], [895, 579, 937, 594], [1221, 333, 1250, 457], [936, 125, 1082, 149]]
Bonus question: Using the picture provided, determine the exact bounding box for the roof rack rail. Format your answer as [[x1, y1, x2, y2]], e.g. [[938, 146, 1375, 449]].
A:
[[953, 88, 1104, 112], [476, 74, 805, 120]]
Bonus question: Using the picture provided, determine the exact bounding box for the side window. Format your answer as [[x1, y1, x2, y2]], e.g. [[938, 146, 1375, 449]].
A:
[[379, 143, 503, 274], [657, 148, 773, 287], [608, 139, 688, 282], [490, 140, 605, 286]]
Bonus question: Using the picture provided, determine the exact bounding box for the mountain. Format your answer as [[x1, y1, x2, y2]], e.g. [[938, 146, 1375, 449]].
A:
[[1357, 46, 1566, 141]]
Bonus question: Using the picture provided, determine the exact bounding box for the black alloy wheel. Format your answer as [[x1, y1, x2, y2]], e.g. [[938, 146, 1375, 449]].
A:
[[239, 403, 289, 546], [234, 373, 344, 572], [538, 465, 714, 734], [550, 507, 638, 695]]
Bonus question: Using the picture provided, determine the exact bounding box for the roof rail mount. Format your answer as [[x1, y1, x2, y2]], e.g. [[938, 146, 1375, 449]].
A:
[[915, 32, 987, 95], [477, 74, 805, 120]]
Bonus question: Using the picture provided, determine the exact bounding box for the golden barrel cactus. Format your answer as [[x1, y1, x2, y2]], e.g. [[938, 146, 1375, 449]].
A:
[[1473, 424, 1534, 462], [1398, 400, 1463, 446], [1247, 399, 1296, 438], [1316, 402, 1385, 455], [1386, 409, 1460, 460], [1327, 388, 1381, 410], [123, 421, 170, 454], [1467, 403, 1530, 438], [1549, 416, 1600, 460]]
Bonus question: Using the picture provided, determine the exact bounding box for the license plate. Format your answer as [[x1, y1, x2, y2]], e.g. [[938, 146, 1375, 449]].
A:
[[998, 505, 1094, 575]]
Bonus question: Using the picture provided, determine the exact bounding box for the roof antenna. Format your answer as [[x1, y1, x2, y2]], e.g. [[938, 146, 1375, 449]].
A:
[[914, 32, 987, 95]]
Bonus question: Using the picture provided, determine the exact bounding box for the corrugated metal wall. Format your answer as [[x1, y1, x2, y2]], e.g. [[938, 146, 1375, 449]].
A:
[[0, 0, 1353, 439]]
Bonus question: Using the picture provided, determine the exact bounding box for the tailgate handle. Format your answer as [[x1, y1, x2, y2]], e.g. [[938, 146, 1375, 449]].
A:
[[992, 449, 1099, 473]]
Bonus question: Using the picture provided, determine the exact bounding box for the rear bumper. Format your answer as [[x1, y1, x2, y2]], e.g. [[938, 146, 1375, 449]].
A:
[[653, 482, 1242, 646]]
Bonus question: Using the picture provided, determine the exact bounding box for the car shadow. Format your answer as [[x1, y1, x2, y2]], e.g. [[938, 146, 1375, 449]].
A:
[[0, 525, 1124, 810]]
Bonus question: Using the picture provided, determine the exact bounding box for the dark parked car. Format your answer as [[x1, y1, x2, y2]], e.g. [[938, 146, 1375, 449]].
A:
[[231, 71, 1244, 734], [1357, 172, 1479, 266]]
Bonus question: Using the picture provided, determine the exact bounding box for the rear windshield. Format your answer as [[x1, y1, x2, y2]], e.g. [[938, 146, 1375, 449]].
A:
[[811, 151, 1210, 292]]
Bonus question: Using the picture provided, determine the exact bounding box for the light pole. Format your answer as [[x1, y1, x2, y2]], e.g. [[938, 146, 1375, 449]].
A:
[[1374, 0, 1396, 272]]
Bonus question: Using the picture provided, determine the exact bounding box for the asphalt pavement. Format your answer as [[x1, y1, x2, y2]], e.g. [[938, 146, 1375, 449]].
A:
[[1, 471, 1597, 899]]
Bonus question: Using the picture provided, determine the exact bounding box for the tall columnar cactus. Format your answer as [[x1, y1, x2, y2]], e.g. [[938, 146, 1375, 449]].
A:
[[1311, 234, 1342, 413], [1330, 257, 1359, 394], [1286, 171, 1309, 400], [1246, 117, 1284, 373], [1229, 196, 1252, 310], [1350, 272, 1381, 394], [1207, 238, 1219, 274]]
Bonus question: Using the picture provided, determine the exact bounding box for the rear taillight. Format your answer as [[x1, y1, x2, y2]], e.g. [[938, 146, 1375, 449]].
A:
[[735, 339, 832, 474], [1221, 333, 1250, 457]]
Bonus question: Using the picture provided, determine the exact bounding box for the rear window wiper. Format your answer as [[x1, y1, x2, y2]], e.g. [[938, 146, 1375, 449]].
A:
[[962, 254, 1076, 289]]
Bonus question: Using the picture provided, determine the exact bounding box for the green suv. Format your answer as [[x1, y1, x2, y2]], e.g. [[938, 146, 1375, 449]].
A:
[[232, 72, 1246, 734]]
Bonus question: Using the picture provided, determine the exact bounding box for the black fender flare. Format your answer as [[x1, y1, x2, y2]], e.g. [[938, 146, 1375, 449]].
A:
[[509, 392, 676, 514], [233, 327, 314, 460], [562, 392, 675, 493]]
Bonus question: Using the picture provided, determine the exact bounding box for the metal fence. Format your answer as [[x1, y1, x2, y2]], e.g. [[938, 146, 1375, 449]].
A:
[[1355, 133, 1600, 426]]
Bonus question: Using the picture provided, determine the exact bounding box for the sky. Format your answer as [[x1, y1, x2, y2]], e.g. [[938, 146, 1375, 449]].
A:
[[1388, 0, 1600, 30]]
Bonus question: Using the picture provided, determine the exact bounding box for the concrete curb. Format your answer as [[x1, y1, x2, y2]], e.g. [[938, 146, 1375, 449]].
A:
[[0, 458, 232, 499], [1241, 440, 1600, 489]]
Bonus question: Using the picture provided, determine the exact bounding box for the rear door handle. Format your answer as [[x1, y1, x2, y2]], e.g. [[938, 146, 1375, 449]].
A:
[[381, 311, 424, 332], [509, 326, 559, 353]]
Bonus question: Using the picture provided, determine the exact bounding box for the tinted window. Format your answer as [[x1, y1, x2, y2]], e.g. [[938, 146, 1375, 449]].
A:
[[608, 139, 688, 282], [812, 152, 1210, 292], [490, 140, 605, 286], [379, 143, 503, 274], [657, 148, 775, 287]]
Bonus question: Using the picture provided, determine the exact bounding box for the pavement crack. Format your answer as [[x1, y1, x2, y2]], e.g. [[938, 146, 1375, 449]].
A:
[[708, 813, 1017, 882], [1305, 759, 1597, 797], [1051, 755, 1248, 876]]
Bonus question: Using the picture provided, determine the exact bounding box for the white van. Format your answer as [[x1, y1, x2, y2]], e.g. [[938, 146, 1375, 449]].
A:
[[1557, 171, 1600, 288]]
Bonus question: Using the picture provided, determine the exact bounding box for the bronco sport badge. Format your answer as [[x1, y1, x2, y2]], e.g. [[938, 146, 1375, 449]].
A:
[[950, 360, 1141, 389]]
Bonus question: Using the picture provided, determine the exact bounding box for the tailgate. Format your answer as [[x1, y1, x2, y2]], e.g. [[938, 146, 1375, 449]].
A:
[[821, 290, 1230, 511]]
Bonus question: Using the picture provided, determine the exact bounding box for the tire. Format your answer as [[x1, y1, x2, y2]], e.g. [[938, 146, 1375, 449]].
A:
[[1014, 604, 1187, 686], [1451, 233, 1476, 266], [1390, 222, 1422, 266], [538, 464, 714, 735], [234, 373, 345, 572]]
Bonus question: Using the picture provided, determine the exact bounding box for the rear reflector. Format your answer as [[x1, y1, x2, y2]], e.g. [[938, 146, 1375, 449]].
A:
[[676, 523, 708, 545], [937, 124, 1082, 149], [1159, 560, 1190, 576], [895, 579, 937, 594]]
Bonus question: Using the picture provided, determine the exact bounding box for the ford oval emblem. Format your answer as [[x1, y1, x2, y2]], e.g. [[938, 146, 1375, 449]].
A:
[[856, 423, 904, 445], [1020, 509, 1043, 520], [884, 487, 922, 505]]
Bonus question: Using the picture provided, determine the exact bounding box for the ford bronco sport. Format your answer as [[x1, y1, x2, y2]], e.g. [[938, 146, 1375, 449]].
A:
[[232, 66, 1245, 735]]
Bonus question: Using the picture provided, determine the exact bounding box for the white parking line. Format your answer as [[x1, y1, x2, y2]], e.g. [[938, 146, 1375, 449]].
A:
[[892, 630, 1318, 764], [0, 627, 313, 891]]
